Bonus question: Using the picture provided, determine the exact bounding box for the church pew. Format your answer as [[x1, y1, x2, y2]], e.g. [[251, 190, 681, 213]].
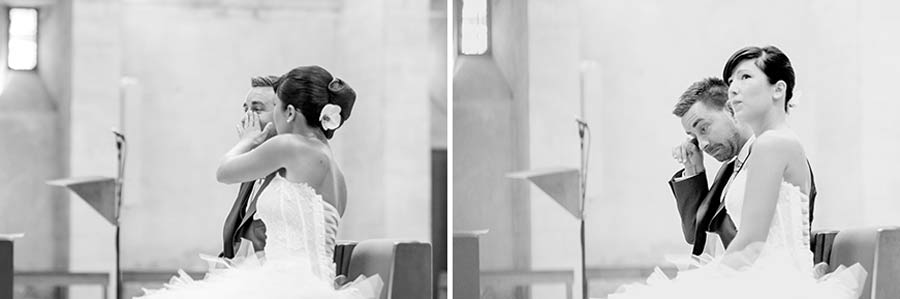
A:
[[338, 239, 433, 299], [828, 226, 900, 299]]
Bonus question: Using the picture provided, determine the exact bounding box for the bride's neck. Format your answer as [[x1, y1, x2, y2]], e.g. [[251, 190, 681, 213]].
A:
[[286, 123, 329, 143], [750, 105, 788, 136]]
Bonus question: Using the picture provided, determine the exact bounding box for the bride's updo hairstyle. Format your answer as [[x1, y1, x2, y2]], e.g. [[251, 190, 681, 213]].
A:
[[273, 66, 356, 139], [722, 45, 795, 112]]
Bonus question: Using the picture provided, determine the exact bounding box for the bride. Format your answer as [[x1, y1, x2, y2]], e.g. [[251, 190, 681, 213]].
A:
[[607, 46, 866, 299], [137, 66, 382, 299]]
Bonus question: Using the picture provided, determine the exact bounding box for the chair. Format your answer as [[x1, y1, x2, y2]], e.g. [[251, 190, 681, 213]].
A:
[[336, 239, 433, 299], [829, 226, 900, 299]]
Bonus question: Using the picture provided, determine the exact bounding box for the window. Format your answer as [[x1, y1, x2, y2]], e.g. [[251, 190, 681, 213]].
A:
[[459, 0, 488, 55], [8, 8, 38, 71]]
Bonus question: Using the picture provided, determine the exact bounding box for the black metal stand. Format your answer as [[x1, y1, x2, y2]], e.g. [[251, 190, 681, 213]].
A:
[[115, 226, 122, 299], [114, 131, 126, 299], [580, 220, 587, 299], [577, 119, 590, 299]]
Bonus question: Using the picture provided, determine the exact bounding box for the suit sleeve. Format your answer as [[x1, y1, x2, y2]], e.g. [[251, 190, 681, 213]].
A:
[[221, 181, 254, 259], [669, 169, 709, 245]]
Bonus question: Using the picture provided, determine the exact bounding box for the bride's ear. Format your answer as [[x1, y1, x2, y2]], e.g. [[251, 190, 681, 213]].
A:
[[286, 105, 297, 123], [773, 80, 787, 101]]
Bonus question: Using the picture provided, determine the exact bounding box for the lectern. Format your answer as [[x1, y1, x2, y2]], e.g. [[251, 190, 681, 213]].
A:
[[47, 130, 126, 299], [508, 120, 591, 299]]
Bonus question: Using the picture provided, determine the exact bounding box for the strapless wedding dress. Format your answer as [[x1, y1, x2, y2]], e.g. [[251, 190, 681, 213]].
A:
[[136, 174, 382, 299], [606, 165, 866, 299]]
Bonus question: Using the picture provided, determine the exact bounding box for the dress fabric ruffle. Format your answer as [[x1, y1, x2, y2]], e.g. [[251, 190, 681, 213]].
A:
[[136, 240, 383, 299], [607, 244, 866, 299]]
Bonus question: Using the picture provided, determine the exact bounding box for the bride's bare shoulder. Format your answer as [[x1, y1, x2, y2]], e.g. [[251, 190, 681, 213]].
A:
[[265, 135, 330, 165], [754, 129, 805, 160], [756, 129, 802, 148]]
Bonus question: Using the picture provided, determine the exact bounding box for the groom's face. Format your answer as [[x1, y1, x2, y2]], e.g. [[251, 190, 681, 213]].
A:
[[680, 102, 741, 162], [243, 87, 277, 128]]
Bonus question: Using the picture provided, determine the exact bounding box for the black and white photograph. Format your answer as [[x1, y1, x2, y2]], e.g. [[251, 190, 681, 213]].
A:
[[4, 0, 900, 299], [453, 0, 899, 299], [0, 0, 447, 299]]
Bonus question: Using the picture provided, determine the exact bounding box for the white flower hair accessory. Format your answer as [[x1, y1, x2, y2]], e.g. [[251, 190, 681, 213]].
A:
[[319, 104, 343, 130]]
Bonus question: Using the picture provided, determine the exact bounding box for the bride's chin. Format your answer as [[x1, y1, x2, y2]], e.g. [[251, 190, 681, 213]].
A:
[[734, 110, 750, 123]]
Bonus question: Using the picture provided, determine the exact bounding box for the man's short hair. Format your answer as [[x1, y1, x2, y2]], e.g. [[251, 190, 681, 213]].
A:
[[250, 75, 280, 88], [672, 77, 730, 117]]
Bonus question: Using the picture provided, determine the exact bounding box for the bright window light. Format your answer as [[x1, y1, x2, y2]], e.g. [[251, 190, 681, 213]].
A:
[[460, 0, 488, 55], [8, 8, 38, 71]]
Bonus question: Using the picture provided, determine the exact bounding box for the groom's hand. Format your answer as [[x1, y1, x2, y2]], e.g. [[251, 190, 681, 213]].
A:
[[672, 137, 704, 177]]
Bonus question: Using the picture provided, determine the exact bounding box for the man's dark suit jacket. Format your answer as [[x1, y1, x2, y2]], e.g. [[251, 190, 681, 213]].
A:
[[668, 161, 817, 256], [220, 172, 278, 259]]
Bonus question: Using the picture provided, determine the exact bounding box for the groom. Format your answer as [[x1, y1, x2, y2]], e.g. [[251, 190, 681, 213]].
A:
[[668, 77, 817, 256], [219, 75, 281, 259]]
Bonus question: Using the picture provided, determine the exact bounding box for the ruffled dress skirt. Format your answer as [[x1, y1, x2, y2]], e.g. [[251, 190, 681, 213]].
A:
[[607, 244, 866, 299], [135, 242, 383, 299]]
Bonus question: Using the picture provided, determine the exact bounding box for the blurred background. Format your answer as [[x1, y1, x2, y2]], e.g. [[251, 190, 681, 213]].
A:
[[0, 0, 447, 298], [453, 0, 900, 298]]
